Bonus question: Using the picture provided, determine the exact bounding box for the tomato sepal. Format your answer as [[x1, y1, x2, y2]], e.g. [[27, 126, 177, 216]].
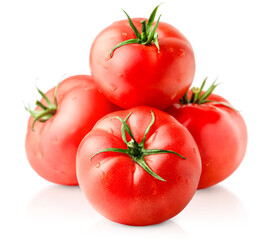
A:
[[110, 4, 162, 57], [90, 110, 186, 182], [25, 82, 59, 130], [180, 77, 237, 110]]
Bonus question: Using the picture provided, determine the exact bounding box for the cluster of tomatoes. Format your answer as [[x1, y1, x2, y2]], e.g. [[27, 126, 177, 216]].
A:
[[25, 5, 247, 226]]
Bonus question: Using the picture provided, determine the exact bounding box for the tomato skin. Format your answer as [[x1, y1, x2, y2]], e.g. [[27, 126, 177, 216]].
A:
[[89, 19, 195, 109], [25, 75, 119, 185], [76, 106, 201, 225], [165, 92, 248, 189]]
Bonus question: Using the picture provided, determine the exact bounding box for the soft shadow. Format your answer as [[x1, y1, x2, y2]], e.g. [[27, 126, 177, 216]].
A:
[[181, 185, 246, 223], [89, 219, 189, 240], [25, 185, 96, 220]]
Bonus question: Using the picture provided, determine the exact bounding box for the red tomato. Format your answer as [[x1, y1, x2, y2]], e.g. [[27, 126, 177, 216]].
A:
[[25, 75, 119, 185], [76, 106, 201, 226], [89, 5, 195, 109], [165, 79, 248, 189]]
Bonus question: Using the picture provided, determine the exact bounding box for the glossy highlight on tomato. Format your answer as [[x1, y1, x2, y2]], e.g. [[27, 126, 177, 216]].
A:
[[25, 75, 119, 185], [76, 106, 201, 225]]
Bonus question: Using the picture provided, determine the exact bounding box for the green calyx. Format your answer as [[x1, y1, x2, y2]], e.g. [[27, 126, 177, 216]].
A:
[[90, 111, 186, 182], [25, 83, 59, 131], [180, 77, 236, 110], [110, 4, 162, 57]]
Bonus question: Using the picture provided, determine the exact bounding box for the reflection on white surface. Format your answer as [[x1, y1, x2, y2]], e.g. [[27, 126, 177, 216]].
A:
[[25, 185, 97, 220], [180, 185, 246, 223], [24, 183, 247, 239], [90, 219, 189, 240], [25, 183, 246, 223]]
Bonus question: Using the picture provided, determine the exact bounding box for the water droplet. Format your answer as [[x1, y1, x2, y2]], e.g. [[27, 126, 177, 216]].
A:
[[185, 179, 190, 185], [108, 128, 114, 134], [170, 92, 177, 100], [168, 47, 174, 53], [100, 171, 105, 179], [150, 183, 157, 196], [110, 84, 118, 92], [192, 148, 197, 154], [116, 73, 124, 78], [178, 48, 185, 57], [37, 151, 43, 159], [96, 162, 101, 168], [121, 32, 127, 36], [84, 87, 93, 91]]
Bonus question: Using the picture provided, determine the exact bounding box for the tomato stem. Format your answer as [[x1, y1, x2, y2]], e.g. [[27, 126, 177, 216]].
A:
[[25, 83, 59, 131], [141, 20, 147, 42], [180, 78, 237, 110], [109, 4, 162, 57], [90, 111, 186, 182]]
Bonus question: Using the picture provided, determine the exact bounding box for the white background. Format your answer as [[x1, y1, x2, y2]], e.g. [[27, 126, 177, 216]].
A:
[[1, 0, 273, 239]]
